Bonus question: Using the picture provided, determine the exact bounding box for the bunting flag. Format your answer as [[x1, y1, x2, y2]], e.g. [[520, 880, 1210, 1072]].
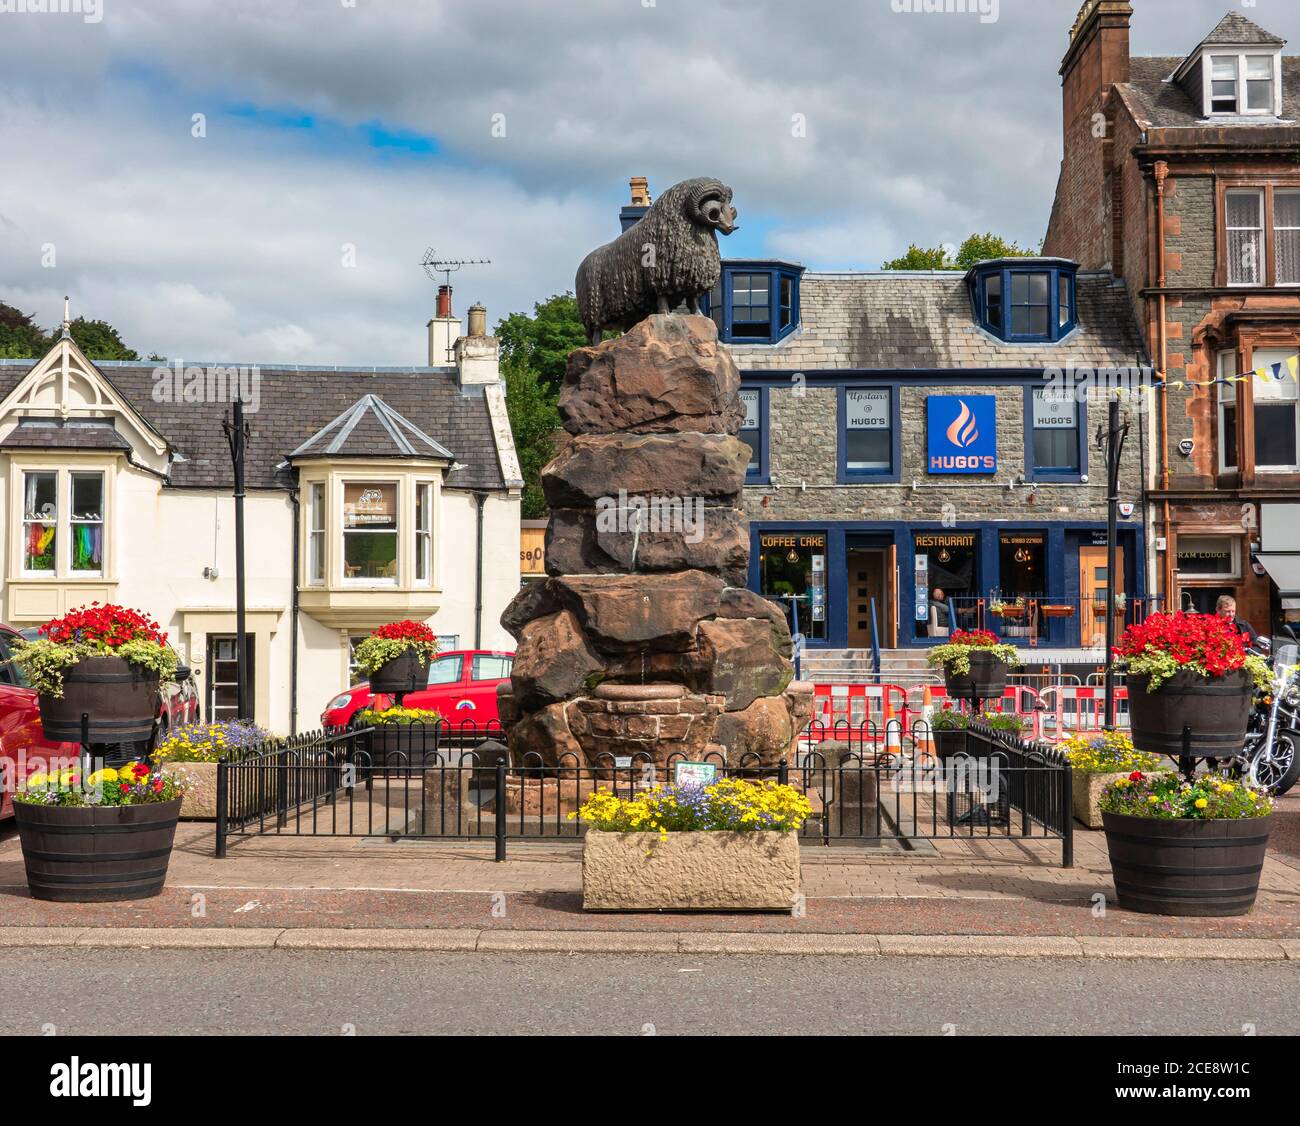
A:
[[1135, 354, 1300, 394]]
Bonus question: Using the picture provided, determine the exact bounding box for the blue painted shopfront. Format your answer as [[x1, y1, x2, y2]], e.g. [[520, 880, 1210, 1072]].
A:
[[747, 519, 1145, 649]]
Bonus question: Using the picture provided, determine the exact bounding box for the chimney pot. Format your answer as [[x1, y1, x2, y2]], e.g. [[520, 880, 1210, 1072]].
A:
[[436, 284, 452, 319], [629, 176, 651, 206], [467, 302, 488, 337]]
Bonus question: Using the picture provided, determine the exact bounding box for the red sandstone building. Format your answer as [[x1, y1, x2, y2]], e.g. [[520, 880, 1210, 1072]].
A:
[[1045, 2, 1300, 634]]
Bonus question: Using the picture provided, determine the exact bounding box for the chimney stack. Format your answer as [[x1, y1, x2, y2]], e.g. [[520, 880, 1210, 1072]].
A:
[[427, 284, 460, 365], [454, 302, 500, 386], [619, 175, 652, 232]]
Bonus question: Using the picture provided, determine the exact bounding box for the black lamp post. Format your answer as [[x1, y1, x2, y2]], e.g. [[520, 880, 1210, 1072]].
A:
[[1097, 396, 1130, 728], [223, 397, 250, 720]]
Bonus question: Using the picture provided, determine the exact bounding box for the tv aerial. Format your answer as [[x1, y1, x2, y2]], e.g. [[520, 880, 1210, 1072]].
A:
[[421, 249, 491, 291]]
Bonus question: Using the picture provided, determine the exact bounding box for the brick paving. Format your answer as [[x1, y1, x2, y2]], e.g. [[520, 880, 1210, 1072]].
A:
[[0, 792, 1295, 940]]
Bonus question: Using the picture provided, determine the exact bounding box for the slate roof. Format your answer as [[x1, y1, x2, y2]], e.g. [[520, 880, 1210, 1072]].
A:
[[0, 421, 131, 451], [289, 394, 455, 460], [1191, 12, 1284, 49], [0, 362, 508, 492], [1119, 56, 1300, 128], [723, 270, 1145, 371]]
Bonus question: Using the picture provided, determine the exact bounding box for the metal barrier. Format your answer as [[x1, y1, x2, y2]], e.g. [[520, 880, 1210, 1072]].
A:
[[1038, 685, 1130, 736], [215, 719, 1072, 866], [810, 682, 909, 744]]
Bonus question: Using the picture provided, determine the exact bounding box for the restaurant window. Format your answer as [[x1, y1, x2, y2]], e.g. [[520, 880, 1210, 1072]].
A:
[[841, 388, 892, 478], [914, 531, 978, 637], [308, 482, 326, 584], [998, 532, 1046, 598], [1218, 350, 1239, 470], [758, 533, 827, 641], [415, 482, 433, 585], [1226, 190, 1264, 285], [343, 481, 398, 583], [1252, 347, 1300, 471], [738, 387, 766, 482], [1029, 388, 1081, 476], [1176, 535, 1239, 580], [22, 471, 57, 574]]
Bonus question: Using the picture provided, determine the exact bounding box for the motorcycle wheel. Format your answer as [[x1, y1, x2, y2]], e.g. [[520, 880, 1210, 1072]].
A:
[[1250, 731, 1300, 795]]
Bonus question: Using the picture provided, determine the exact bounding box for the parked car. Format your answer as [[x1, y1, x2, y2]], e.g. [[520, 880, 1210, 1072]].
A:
[[0, 625, 80, 820], [16, 629, 200, 762], [322, 649, 513, 731]]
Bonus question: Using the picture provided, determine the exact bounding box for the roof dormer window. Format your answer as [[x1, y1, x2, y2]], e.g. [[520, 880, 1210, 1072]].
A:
[[703, 263, 802, 344], [1205, 52, 1279, 116], [967, 259, 1078, 344]]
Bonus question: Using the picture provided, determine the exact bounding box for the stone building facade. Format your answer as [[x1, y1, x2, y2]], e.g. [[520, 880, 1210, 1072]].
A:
[[1044, 2, 1300, 634]]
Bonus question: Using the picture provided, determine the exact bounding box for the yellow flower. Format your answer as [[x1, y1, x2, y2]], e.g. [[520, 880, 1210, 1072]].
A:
[[27, 772, 48, 787], [1194, 798, 1208, 809], [1147, 795, 1159, 804]]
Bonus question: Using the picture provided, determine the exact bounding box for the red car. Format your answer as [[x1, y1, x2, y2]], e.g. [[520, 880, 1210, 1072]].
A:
[[0, 625, 80, 820], [322, 649, 513, 730]]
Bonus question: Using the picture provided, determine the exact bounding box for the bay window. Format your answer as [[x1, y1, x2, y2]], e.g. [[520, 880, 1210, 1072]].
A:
[[415, 482, 432, 585], [343, 481, 398, 583], [1252, 348, 1300, 471], [308, 482, 326, 584], [22, 472, 57, 574], [702, 263, 802, 344], [70, 473, 103, 573]]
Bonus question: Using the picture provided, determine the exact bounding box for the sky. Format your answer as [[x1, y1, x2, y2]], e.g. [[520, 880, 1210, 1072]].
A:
[[1, 0, 1298, 366]]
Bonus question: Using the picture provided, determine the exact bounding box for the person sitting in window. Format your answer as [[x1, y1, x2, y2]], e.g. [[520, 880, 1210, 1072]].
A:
[[929, 587, 950, 630], [1216, 595, 1259, 646]]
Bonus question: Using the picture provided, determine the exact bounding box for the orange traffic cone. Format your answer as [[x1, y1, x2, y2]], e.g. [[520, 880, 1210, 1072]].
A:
[[917, 684, 937, 762], [884, 697, 903, 757]]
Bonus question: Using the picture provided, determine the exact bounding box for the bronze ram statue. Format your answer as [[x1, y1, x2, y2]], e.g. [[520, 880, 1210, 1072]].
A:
[[575, 177, 738, 343]]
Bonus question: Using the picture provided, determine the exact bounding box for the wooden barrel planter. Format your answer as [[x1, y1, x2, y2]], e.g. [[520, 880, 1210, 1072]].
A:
[[1101, 811, 1272, 916], [1125, 669, 1252, 761], [38, 656, 159, 744], [942, 651, 1008, 701], [368, 650, 430, 695], [932, 728, 967, 761], [12, 798, 182, 902]]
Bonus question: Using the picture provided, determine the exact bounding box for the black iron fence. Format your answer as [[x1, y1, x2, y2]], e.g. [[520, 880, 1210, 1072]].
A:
[[214, 717, 1072, 866]]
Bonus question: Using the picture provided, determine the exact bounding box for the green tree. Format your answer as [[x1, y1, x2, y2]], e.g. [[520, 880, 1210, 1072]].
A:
[[496, 293, 587, 392], [882, 233, 1039, 271], [496, 294, 585, 518], [0, 302, 141, 360]]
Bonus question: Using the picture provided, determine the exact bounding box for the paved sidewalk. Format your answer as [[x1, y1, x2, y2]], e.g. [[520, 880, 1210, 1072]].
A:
[[0, 792, 1296, 942]]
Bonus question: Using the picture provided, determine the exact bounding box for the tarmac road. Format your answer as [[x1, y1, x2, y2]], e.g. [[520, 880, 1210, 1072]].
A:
[[4, 948, 1297, 1036]]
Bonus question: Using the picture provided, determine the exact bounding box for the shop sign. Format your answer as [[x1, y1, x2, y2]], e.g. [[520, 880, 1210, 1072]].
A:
[[760, 533, 827, 550], [1032, 388, 1076, 429], [914, 532, 976, 549], [520, 525, 546, 576], [927, 396, 997, 474], [344, 483, 396, 527], [845, 389, 890, 429]]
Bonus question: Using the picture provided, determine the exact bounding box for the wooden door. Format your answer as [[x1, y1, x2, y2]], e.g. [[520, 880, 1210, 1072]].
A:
[[846, 550, 886, 650], [1079, 545, 1125, 649]]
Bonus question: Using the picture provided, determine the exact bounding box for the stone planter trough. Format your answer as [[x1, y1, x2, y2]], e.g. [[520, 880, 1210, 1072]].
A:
[[582, 829, 800, 912]]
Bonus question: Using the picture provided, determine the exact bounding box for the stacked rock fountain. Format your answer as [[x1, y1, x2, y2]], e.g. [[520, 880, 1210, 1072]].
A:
[[498, 178, 812, 772]]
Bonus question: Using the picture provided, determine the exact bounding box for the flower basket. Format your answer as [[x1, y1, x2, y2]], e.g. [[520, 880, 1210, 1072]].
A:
[[368, 650, 431, 695], [928, 630, 1018, 701], [1099, 770, 1273, 916], [1126, 669, 1253, 761], [38, 655, 159, 744], [353, 621, 438, 696], [1115, 612, 1266, 763], [15, 605, 178, 745]]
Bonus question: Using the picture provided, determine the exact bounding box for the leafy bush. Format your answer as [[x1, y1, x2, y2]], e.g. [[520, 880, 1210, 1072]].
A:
[[13, 604, 178, 697], [926, 629, 1021, 676], [1099, 771, 1272, 820], [16, 760, 187, 807], [352, 620, 439, 676], [151, 720, 273, 764]]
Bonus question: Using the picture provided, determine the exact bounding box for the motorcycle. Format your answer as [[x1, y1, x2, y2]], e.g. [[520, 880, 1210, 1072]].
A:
[[1236, 641, 1300, 795]]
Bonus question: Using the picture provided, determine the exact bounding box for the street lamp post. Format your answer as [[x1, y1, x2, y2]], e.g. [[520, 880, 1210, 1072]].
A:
[[1098, 396, 1130, 728], [223, 397, 250, 721]]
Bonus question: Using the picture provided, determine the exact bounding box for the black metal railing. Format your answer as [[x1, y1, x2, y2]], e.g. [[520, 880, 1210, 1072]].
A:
[[215, 717, 1072, 866]]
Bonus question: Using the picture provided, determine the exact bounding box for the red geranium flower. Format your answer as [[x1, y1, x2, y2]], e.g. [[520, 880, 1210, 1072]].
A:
[[1113, 611, 1248, 677], [950, 629, 1000, 648]]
